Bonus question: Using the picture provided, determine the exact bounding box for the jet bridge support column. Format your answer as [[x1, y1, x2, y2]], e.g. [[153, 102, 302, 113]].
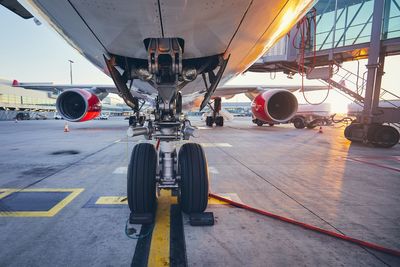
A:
[[344, 0, 399, 148], [362, 0, 384, 124]]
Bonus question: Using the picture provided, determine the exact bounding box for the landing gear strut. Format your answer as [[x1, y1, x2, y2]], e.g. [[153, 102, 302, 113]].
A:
[[206, 97, 224, 127], [107, 38, 226, 224]]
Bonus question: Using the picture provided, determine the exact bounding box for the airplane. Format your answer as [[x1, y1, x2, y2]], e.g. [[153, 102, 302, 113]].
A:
[[2, 0, 316, 222], [11, 79, 328, 126]]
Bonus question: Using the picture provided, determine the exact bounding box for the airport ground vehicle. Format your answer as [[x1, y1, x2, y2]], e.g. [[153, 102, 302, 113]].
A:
[[96, 113, 109, 120], [3, 0, 315, 221], [290, 114, 332, 129], [32, 113, 47, 120], [253, 103, 334, 129], [54, 113, 63, 120]]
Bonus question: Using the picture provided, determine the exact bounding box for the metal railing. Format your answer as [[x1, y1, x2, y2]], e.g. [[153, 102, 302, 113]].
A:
[[320, 64, 400, 109]]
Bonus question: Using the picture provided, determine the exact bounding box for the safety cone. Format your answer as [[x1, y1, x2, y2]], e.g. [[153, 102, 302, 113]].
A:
[[64, 123, 70, 132], [318, 126, 323, 133]]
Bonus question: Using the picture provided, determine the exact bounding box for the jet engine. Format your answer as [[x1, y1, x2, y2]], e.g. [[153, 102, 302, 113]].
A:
[[56, 89, 101, 122], [251, 90, 298, 124]]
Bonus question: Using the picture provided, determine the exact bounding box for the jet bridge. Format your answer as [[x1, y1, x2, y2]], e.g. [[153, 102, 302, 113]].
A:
[[249, 0, 400, 147]]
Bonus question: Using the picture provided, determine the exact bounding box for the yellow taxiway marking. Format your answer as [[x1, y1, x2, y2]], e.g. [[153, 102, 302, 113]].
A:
[[95, 196, 127, 205], [208, 196, 231, 205], [0, 188, 84, 217], [0, 189, 16, 199], [93, 195, 237, 206], [208, 193, 243, 205], [148, 190, 177, 267]]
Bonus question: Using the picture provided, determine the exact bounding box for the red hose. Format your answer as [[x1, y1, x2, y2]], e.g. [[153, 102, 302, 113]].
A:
[[209, 193, 400, 257], [155, 139, 160, 151]]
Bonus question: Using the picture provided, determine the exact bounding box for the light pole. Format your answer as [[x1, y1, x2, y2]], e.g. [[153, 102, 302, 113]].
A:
[[68, 60, 74, 85]]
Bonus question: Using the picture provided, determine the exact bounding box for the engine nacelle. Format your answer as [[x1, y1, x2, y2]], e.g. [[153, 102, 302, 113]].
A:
[[56, 89, 101, 122], [251, 90, 298, 123]]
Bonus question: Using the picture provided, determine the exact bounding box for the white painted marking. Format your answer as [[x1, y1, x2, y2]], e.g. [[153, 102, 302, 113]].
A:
[[208, 166, 219, 174], [113, 167, 127, 174], [200, 143, 232, 147], [219, 193, 243, 204]]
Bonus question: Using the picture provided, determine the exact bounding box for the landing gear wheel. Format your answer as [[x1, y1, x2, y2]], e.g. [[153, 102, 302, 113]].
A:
[[127, 143, 157, 214], [215, 116, 224, 127], [293, 117, 305, 129], [206, 116, 214, 127], [138, 115, 146, 126], [344, 123, 363, 141], [370, 125, 399, 148], [178, 143, 209, 213], [128, 116, 137, 127], [256, 120, 263, 127]]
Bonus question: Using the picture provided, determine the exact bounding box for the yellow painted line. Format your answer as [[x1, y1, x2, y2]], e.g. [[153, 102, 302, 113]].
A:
[[208, 195, 231, 205], [0, 189, 17, 199], [0, 188, 84, 217], [148, 190, 177, 267], [92, 194, 235, 206], [95, 196, 127, 205]]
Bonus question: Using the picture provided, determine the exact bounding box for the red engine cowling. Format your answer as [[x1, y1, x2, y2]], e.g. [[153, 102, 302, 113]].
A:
[[251, 90, 298, 123], [56, 89, 101, 122]]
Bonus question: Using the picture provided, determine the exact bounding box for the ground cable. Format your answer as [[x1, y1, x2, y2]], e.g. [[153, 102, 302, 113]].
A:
[[209, 193, 400, 258]]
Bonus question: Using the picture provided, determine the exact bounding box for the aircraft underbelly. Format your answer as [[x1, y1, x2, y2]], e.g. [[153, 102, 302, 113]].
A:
[[33, 0, 251, 59], [28, 0, 315, 104]]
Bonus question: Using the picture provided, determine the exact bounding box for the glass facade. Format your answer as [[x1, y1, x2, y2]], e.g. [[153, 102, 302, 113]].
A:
[[0, 94, 56, 107], [311, 0, 400, 51]]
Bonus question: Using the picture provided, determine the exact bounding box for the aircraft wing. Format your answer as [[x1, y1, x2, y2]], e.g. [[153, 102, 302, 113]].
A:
[[9, 79, 154, 102], [213, 85, 329, 99], [11, 80, 118, 93]]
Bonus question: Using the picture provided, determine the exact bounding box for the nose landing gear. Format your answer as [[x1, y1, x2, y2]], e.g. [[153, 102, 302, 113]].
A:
[[120, 38, 227, 224]]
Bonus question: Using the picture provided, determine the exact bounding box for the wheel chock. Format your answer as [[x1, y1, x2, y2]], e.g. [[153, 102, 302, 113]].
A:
[[129, 212, 154, 225], [189, 212, 214, 226]]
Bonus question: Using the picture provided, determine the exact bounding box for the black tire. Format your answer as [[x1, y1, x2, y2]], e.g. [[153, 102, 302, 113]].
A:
[[293, 117, 305, 129], [128, 116, 137, 127], [16, 113, 24, 120], [256, 120, 263, 127], [138, 115, 145, 126], [371, 125, 399, 148], [179, 143, 209, 213], [344, 123, 362, 141], [127, 143, 157, 213], [206, 116, 214, 127], [215, 116, 224, 127]]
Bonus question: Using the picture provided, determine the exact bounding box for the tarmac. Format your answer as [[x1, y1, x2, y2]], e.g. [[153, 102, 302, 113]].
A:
[[0, 117, 399, 266]]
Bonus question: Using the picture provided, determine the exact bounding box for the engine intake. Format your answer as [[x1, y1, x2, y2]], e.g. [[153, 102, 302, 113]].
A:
[[56, 89, 101, 122], [251, 90, 298, 123]]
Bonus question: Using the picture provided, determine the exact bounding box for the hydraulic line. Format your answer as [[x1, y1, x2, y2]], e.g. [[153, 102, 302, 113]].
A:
[[209, 193, 400, 257]]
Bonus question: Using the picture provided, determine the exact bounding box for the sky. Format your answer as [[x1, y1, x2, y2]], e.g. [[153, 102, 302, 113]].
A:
[[0, 2, 399, 113]]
